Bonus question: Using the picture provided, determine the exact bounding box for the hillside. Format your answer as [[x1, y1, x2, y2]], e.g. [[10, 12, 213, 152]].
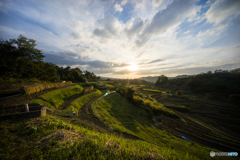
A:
[[140, 75, 193, 82], [0, 82, 239, 159]]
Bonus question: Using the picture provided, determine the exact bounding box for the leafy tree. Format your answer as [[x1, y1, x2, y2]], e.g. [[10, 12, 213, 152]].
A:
[[155, 75, 168, 86], [189, 69, 240, 94], [72, 67, 83, 74], [97, 76, 101, 81], [0, 35, 100, 83], [0, 35, 45, 79], [43, 63, 58, 81], [17, 35, 45, 62]]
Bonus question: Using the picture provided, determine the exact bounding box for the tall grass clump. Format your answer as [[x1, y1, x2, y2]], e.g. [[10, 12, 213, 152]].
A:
[[83, 85, 94, 93], [19, 81, 72, 95]]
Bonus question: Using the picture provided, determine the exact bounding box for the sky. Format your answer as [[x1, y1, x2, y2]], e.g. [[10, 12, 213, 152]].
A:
[[0, 0, 240, 78]]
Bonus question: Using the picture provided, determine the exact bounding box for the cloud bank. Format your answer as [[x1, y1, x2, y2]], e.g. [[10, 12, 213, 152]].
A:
[[0, 0, 239, 78]]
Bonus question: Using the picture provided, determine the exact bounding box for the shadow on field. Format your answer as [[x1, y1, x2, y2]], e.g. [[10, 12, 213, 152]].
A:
[[99, 93, 152, 134]]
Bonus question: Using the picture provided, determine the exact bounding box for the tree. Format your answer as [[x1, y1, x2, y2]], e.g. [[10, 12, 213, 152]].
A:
[[0, 35, 101, 82], [155, 75, 168, 86], [43, 63, 58, 81], [72, 67, 83, 74], [17, 35, 45, 62], [97, 76, 101, 81], [0, 35, 45, 79]]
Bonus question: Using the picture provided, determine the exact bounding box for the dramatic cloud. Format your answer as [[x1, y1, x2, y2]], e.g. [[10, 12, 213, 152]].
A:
[[206, 0, 240, 25], [124, 18, 147, 39], [136, 0, 200, 46], [93, 15, 122, 39], [0, 0, 239, 78]]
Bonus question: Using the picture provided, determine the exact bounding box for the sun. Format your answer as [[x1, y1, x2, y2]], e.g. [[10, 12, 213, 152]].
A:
[[127, 63, 138, 71]]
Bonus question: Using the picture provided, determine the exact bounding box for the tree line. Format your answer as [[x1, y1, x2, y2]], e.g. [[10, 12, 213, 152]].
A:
[[188, 69, 240, 94], [0, 35, 100, 82]]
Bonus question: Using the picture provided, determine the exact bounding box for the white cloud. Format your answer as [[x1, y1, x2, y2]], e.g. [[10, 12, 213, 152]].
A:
[[93, 15, 123, 39], [206, 0, 240, 25], [197, 23, 228, 37], [136, 0, 200, 46], [183, 30, 190, 34], [152, 0, 164, 8], [121, 0, 128, 6], [114, 4, 123, 12]]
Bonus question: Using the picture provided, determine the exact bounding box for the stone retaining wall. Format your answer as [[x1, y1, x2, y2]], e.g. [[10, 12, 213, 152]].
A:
[[0, 106, 46, 120]]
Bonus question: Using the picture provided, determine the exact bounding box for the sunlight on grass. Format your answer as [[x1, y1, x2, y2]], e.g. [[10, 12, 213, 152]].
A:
[[58, 90, 101, 115], [92, 93, 217, 159], [0, 115, 203, 160], [31, 85, 83, 109]]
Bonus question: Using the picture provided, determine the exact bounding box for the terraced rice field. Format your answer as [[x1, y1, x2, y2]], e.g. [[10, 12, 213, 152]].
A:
[[138, 88, 240, 152]]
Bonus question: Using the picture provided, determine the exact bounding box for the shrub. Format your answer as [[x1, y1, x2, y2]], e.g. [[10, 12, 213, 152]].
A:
[[83, 85, 94, 93], [176, 90, 182, 95]]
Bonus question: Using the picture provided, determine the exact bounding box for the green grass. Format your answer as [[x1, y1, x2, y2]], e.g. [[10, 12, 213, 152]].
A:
[[59, 90, 102, 115], [137, 88, 166, 97], [165, 104, 191, 113], [92, 93, 224, 160], [144, 89, 162, 92], [0, 115, 205, 160], [31, 85, 83, 109]]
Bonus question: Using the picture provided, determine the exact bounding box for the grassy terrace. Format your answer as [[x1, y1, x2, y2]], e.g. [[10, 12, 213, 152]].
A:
[[92, 93, 224, 160], [1, 83, 238, 159], [0, 115, 204, 160], [31, 85, 83, 110], [58, 90, 102, 115], [139, 88, 165, 97]]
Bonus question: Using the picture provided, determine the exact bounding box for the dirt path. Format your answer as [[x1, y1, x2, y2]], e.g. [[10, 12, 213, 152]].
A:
[[57, 91, 143, 141], [58, 90, 96, 110], [78, 93, 104, 115]]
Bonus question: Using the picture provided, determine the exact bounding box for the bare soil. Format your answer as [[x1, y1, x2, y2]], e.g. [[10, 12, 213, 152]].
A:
[[78, 93, 104, 115], [58, 90, 96, 110]]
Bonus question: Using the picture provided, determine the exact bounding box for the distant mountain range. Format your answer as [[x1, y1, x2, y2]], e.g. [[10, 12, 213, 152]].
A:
[[100, 75, 193, 82], [140, 75, 193, 82], [100, 77, 120, 80]]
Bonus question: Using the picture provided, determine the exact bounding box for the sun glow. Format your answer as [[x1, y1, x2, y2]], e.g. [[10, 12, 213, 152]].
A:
[[127, 63, 138, 71]]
